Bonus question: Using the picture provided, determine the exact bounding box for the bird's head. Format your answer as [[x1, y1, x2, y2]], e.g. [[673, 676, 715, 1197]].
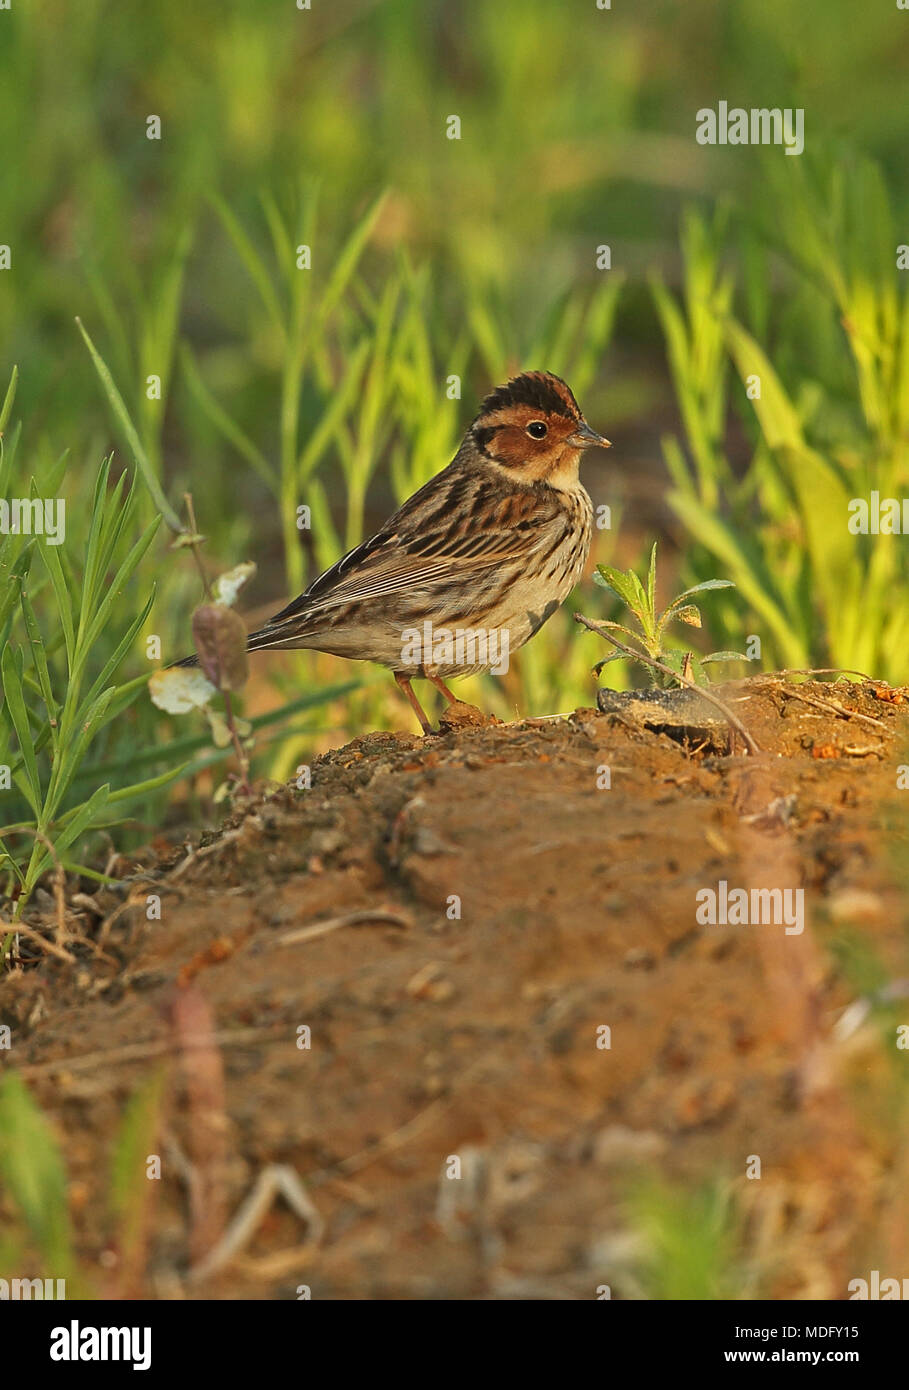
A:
[[470, 370, 610, 488]]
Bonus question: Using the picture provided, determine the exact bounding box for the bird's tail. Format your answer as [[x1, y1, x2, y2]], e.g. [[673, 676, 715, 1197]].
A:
[[168, 620, 301, 670]]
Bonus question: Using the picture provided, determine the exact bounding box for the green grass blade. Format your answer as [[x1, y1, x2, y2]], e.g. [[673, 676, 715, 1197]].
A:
[[72, 679, 361, 788], [19, 586, 58, 750], [209, 192, 285, 336], [75, 518, 161, 674], [0, 365, 18, 436], [76, 318, 184, 532], [179, 342, 275, 490], [80, 591, 155, 712], [44, 689, 116, 824], [46, 783, 110, 864], [38, 537, 75, 669], [0, 1073, 74, 1278], [317, 191, 388, 328], [0, 542, 35, 635], [0, 645, 42, 816]]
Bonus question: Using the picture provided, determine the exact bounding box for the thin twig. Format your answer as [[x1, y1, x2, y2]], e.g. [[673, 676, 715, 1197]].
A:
[[780, 687, 888, 732], [0, 917, 76, 965], [170, 827, 247, 881], [183, 493, 212, 601], [187, 1164, 324, 1284], [2, 830, 77, 960], [8, 1022, 288, 1078], [221, 689, 251, 794], [748, 667, 877, 684], [574, 612, 761, 755], [274, 908, 412, 948]]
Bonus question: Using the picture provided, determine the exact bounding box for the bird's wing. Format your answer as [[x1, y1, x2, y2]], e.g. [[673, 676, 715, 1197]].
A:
[[260, 465, 562, 630]]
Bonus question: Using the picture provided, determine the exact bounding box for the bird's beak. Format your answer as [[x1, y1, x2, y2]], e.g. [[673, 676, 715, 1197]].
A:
[[567, 422, 611, 450]]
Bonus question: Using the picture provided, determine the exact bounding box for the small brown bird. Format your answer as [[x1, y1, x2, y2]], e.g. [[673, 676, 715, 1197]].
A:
[[181, 371, 609, 732]]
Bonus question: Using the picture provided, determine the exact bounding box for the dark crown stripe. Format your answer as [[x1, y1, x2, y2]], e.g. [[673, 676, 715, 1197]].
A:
[[475, 371, 580, 424]]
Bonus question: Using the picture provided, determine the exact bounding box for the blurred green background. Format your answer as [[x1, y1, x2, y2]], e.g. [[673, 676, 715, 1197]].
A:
[[2, 0, 909, 879]]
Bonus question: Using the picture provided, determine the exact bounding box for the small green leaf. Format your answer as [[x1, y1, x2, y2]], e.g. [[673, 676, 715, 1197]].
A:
[[700, 650, 756, 664], [670, 578, 736, 601], [594, 565, 643, 613], [647, 541, 657, 620], [628, 570, 650, 624], [592, 653, 626, 675]]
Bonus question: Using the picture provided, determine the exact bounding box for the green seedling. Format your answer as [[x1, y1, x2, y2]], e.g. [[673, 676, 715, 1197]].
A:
[[592, 542, 754, 685]]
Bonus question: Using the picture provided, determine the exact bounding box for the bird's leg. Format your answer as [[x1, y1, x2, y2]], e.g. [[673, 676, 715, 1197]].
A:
[[394, 673, 434, 735], [424, 670, 459, 705]]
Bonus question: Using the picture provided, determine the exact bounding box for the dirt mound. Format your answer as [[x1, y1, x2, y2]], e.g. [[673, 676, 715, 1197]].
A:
[[3, 677, 909, 1299]]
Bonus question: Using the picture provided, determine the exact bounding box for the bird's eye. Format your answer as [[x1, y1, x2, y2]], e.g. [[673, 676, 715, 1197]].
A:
[[526, 421, 548, 439]]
